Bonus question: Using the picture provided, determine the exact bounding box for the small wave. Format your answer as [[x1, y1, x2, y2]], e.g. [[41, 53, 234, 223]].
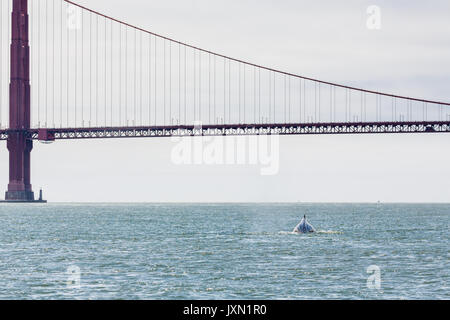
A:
[[278, 231, 297, 235]]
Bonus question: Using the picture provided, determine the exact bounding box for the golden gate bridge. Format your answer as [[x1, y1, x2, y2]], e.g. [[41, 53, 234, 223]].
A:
[[0, 0, 449, 202]]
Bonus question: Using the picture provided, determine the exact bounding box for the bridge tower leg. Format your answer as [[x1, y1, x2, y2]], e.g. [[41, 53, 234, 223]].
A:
[[4, 0, 36, 202]]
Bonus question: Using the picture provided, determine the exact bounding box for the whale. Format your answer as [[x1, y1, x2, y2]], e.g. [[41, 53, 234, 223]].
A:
[[293, 215, 316, 233]]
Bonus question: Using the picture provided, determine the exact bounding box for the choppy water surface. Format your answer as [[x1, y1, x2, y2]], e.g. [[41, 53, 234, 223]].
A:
[[0, 203, 448, 299]]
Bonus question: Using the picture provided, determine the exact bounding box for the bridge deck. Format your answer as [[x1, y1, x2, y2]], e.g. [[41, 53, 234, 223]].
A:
[[1, 121, 449, 141]]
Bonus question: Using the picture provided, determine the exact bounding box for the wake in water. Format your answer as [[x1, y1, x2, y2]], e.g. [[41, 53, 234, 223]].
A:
[[278, 230, 342, 235], [316, 230, 343, 235]]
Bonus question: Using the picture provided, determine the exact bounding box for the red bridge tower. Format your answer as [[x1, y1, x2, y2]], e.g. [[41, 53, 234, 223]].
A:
[[4, 0, 43, 202]]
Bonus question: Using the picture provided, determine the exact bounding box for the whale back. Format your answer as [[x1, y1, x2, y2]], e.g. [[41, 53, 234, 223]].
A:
[[293, 217, 316, 233]]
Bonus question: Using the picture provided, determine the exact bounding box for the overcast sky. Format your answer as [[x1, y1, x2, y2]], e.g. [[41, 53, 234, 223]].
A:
[[1, 0, 449, 202]]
